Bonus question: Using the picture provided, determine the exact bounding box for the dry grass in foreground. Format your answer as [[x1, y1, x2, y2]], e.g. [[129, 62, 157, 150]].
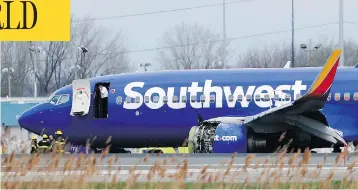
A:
[[1, 147, 358, 189], [2, 180, 358, 189]]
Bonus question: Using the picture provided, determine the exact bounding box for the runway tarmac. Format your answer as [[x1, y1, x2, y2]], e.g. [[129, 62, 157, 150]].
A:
[[1, 153, 358, 183]]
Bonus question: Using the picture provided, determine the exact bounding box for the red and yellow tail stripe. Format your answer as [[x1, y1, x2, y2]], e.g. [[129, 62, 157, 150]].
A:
[[307, 49, 342, 97]]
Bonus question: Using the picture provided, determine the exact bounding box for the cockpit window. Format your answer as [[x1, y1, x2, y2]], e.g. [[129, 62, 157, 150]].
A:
[[50, 95, 61, 105], [49, 94, 70, 105], [58, 94, 70, 105]]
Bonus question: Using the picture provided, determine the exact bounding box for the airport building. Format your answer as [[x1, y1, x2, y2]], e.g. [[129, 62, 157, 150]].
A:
[[1, 97, 47, 153]]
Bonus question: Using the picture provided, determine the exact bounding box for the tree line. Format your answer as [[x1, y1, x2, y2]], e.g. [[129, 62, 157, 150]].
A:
[[1, 18, 358, 97]]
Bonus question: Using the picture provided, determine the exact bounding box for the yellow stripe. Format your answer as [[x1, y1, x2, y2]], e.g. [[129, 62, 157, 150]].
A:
[[309, 49, 341, 93]]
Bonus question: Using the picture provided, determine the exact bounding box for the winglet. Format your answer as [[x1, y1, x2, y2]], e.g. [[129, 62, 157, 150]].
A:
[[304, 49, 342, 98]]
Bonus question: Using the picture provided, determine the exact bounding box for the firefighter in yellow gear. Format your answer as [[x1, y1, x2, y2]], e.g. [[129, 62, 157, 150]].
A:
[[30, 135, 39, 154], [38, 134, 51, 153], [55, 130, 66, 153]]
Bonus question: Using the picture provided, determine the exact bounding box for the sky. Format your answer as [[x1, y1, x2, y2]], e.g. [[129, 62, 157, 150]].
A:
[[70, 0, 358, 71]]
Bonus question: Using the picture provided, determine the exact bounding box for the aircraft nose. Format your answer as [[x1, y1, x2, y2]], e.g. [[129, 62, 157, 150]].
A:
[[18, 106, 42, 135], [18, 111, 29, 128]]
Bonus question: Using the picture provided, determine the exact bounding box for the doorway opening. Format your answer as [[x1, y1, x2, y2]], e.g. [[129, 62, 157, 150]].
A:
[[93, 82, 110, 119]]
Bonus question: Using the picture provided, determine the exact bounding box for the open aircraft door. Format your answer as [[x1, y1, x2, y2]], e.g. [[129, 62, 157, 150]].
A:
[[71, 79, 91, 116]]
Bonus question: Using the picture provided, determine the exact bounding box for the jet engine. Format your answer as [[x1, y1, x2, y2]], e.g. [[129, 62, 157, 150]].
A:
[[187, 119, 302, 153], [188, 121, 250, 153]]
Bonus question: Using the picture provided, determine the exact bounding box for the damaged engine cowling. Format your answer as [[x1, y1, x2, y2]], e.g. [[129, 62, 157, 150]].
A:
[[188, 121, 248, 153]]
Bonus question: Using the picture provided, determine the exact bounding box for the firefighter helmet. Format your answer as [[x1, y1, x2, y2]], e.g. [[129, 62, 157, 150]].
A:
[[55, 130, 63, 135], [31, 135, 37, 140], [42, 134, 48, 139]]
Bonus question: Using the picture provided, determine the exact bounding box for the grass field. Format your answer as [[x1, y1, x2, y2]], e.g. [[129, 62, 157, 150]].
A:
[[1, 146, 358, 189]]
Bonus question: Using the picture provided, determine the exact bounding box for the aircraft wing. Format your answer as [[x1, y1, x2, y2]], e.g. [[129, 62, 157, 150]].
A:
[[243, 49, 347, 146]]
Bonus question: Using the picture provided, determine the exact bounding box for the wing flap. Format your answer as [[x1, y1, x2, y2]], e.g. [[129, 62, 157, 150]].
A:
[[285, 115, 346, 146]]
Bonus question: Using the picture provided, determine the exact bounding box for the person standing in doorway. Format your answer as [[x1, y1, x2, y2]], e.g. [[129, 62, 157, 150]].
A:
[[99, 85, 108, 118], [94, 86, 101, 118]]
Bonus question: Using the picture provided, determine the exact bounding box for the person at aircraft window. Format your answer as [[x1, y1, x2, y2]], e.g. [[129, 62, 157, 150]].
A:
[[55, 130, 66, 153], [38, 134, 51, 153], [30, 135, 39, 154], [99, 85, 108, 118]]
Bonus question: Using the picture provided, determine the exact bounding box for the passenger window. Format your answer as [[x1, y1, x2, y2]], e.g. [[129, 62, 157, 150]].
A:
[[228, 95, 233, 102], [173, 96, 178, 103], [255, 94, 260, 101], [182, 96, 187, 103], [237, 95, 243, 102], [191, 96, 196, 103], [116, 96, 122, 105], [57, 94, 70, 105], [354, 92, 358, 101], [263, 94, 270, 101], [144, 96, 149, 103], [200, 95, 205, 103], [273, 94, 280, 101], [163, 96, 168, 104], [153, 96, 159, 103], [334, 93, 341, 101], [246, 95, 252, 102], [344, 93, 350, 101], [210, 95, 215, 103], [126, 97, 131, 103], [50, 95, 61, 105], [135, 96, 140, 103]]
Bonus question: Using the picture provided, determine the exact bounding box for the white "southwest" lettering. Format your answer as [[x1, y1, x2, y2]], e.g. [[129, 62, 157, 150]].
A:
[[123, 80, 307, 110]]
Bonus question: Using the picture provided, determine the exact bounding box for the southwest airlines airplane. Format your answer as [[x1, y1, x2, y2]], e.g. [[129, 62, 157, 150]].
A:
[[18, 49, 358, 153]]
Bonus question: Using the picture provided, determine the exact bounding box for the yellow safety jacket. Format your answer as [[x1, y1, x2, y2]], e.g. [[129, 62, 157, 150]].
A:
[[38, 140, 51, 153], [55, 138, 66, 153], [30, 142, 39, 154]]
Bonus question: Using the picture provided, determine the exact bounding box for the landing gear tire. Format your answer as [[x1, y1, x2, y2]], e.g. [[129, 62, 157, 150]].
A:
[[109, 148, 131, 153], [147, 149, 163, 154], [94, 148, 102, 154], [90, 146, 102, 154], [333, 144, 341, 153]]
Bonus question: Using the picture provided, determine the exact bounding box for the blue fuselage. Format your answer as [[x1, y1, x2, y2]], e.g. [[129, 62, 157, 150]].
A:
[[18, 67, 358, 148]]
